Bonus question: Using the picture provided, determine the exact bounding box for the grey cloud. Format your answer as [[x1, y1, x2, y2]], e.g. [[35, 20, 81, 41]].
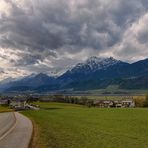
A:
[[1, 0, 147, 51], [113, 12, 148, 62], [8, 50, 57, 66], [0, 68, 5, 74]]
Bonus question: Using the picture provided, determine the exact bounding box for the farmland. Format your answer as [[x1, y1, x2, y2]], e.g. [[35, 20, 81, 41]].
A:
[[73, 95, 145, 100], [23, 102, 148, 148]]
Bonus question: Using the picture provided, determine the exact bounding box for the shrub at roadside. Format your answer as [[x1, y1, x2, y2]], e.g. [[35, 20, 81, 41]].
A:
[[143, 94, 148, 107]]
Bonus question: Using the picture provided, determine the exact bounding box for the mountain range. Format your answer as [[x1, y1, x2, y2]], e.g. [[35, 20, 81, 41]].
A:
[[0, 56, 148, 93]]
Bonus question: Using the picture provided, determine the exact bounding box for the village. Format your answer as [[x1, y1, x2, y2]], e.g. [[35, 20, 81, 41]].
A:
[[0, 95, 135, 110]]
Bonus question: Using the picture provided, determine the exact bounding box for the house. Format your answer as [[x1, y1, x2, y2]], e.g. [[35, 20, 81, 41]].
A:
[[94, 100, 114, 108], [0, 99, 8, 105], [9, 98, 40, 110], [121, 99, 135, 108], [114, 100, 122, 108]]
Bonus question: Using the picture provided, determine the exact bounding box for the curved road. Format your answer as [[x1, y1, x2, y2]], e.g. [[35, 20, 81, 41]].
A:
[[0, 112, 16, 139], [0, 112, 33, 148]]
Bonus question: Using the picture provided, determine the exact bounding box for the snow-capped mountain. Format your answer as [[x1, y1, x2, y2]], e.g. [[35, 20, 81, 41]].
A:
[[0, 77, 17, 85], [11, 73, 55, 87], [69, 56, 125, 74], [0, 73, 56, 92], [59, 56, 129, 81], [86, 56, 119, 69], [1, 57, 148, 93], [0, 77, 17, 91], [48, 66, 73, 77]]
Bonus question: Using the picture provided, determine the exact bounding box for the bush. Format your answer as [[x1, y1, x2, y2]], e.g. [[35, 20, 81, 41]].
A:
[[86, 100, 94, 107], [134, 97, 145, 107]]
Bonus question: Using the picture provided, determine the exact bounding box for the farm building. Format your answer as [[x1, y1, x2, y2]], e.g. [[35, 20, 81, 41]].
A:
[[10, 100, 27, 110], [93, 99, 135, 108], [121, 100, 135, 107]]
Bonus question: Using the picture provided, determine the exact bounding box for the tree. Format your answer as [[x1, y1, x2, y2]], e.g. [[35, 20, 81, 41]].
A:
[[86, 100, 94, 107], [143, 94, 148, 107], [80, 96, 88, 105]]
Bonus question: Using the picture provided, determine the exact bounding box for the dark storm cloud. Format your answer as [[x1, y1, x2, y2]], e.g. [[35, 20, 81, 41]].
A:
[[0, 0, 148, 76]]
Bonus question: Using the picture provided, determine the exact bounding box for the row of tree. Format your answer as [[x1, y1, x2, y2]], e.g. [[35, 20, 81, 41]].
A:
[[50, 95, 94, 107], [28, 95, 94, 107], [39, 94, 148, 108]]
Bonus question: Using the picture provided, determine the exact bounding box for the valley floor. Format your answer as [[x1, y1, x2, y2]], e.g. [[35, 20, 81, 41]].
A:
[[23, 102, 148, 148]]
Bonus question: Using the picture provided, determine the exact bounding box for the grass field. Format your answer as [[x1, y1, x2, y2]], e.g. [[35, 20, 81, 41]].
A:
[[0, 105, 13, 113], [63, 85, 148, 96], [75, 95, 145, 100], [23, 102, 148, 148], [88, 86, 148, 95]]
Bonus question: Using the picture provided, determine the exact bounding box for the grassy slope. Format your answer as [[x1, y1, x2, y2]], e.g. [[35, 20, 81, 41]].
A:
[[0, 105, 13, 113], [23, 102, 148, 148]]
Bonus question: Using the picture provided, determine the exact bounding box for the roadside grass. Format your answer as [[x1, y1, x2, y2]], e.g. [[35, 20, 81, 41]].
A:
[[0, 105, 13, 113], [23, 102, 148, 148]]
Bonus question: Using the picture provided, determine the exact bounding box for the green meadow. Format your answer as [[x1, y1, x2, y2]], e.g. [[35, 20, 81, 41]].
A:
[[22, 102, 148, 148]]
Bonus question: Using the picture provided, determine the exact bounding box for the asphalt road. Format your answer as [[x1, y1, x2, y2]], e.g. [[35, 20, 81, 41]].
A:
[[0, 112, 33, 148], [0, 112, 16, 140]]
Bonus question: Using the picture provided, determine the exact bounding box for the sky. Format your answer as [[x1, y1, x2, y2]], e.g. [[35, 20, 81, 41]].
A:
[[0, 0, 148, 80]]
